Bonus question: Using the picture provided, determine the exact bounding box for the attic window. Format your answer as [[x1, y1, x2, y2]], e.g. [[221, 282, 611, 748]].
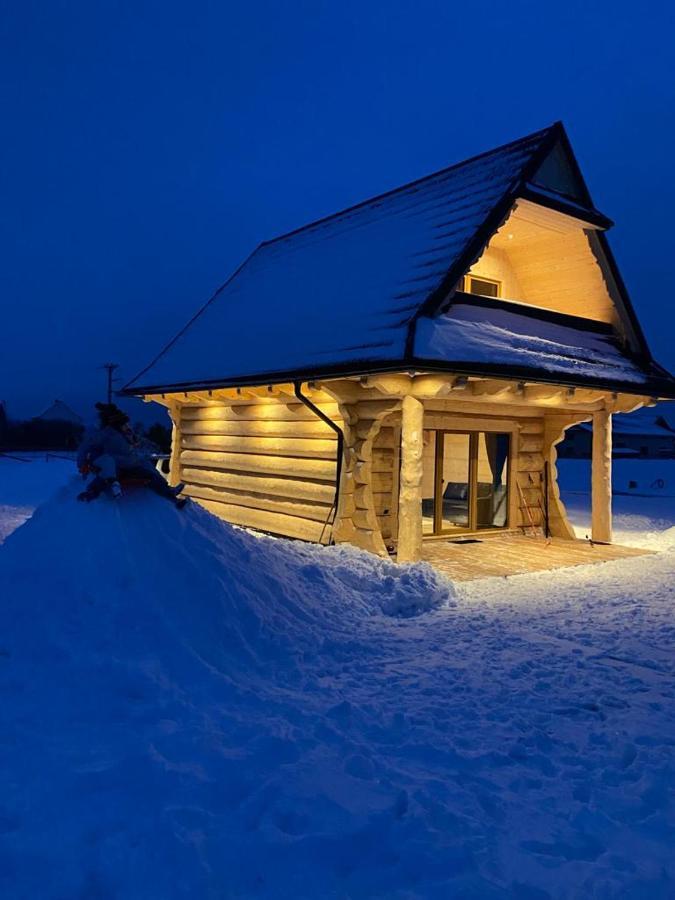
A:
[[463, 275, 501, 298]]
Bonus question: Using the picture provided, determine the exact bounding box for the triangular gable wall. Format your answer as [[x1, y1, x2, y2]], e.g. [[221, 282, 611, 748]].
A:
[[434, 125, 649, 360], [530, 139, 591, 203], [459, 198, 647, 357]]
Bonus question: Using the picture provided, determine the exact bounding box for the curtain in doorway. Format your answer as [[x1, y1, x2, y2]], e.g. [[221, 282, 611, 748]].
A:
[[484, 433, 509, 527]]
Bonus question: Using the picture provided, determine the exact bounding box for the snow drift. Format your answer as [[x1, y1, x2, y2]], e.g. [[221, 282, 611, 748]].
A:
[[0, 482, 451, 898], [2, 481, 675, 898], [0, 453, 73, 543]]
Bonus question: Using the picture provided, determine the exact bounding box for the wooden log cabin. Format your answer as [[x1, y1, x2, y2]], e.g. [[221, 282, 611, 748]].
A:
[[123, 123, 675, 562]]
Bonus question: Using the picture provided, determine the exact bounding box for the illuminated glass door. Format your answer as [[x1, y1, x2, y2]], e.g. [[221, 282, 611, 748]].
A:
[[437, 432, 471, 532], [475, 431, 510, 529], [422, 430, 510, 535]]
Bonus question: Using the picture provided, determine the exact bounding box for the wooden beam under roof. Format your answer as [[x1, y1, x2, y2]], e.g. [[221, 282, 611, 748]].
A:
[[148, 374, 652, 418]]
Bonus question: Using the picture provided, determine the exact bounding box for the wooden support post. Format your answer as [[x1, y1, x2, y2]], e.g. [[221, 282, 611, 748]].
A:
[[592, 408, 612, 543], [167, 402, 182, 487], [397, 395, 424, 563]]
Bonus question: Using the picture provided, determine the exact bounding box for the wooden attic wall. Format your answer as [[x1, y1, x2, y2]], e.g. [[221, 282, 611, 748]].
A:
[[175, 396, 340, 542], [470, 203, 619, 326]]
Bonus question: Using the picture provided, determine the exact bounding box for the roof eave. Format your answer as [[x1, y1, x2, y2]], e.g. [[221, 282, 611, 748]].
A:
[[407, 357, 675, 401], [518, 184, 614, 230], [121, 357, 675, 402]]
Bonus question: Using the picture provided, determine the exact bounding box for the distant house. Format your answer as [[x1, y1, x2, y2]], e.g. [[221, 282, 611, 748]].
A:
[[0, 400, 84, 452], [124, 123, 675, 561], [34, 400, 83, 425], [561, 408, 675, 459]]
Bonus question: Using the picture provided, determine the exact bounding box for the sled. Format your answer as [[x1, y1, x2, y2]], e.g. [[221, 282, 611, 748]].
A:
[[78, 474, 187, 508], [118, 474, 154, 489]]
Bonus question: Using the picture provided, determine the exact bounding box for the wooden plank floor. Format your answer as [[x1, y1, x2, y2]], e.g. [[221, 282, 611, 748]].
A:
[[418, 533, 652, 582]]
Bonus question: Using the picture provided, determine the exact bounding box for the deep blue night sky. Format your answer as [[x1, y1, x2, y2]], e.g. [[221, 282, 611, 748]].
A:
[[2, 0, 674, 420]]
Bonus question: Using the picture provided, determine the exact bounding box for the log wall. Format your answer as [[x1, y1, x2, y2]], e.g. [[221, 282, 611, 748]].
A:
[[513, 417, 546, 531], [170, 395, 573, 548], [175, 396, 341, 542], [542, 412, 593, 539], [373, 416, 400, 544], [154, 378, 648, 555], [329, 397, 401, 557]]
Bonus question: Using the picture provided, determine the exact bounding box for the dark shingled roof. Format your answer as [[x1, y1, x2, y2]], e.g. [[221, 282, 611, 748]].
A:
[[124, 124, 675, 399]]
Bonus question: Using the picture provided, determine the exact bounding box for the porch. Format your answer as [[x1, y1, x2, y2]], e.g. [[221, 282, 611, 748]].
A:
[[417, 532, 651, 582], [394, 390, 617, 563]]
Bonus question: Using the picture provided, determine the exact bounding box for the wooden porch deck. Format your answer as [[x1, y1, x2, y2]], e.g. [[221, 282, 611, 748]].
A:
[[418, 533, 651, 582]]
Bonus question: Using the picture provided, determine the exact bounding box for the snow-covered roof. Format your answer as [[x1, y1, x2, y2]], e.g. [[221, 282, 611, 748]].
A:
[[124, 124, 675, 399], [577, 407, 675, 437], [414, 295, 668, 392], [34, 400, 83, 424], [613, 412, 675, 436]]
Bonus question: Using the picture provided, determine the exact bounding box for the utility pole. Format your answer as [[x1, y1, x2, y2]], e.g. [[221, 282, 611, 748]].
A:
[[100, 363, 120, 404]]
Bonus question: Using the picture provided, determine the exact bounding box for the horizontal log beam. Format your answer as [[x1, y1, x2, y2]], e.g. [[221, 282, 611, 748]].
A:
[[516, 470, 543, 488], [167, 384, 335, 404], [194, 498, 328, 542], [371, 472, 394, 493], [181, 402, 342, 422], [181, 419, 337, 439], [518, 437, 544, 453], [516, 453, 545, 472], [519, 420, 545, 435], [184, 484, 333, 523], [373, 492, 394, 515], [181, 433, 338, 460], [424, 399, 545, 418], [180, 450, 336, 480], [181, 467, 335, 503], [423, 413, 518, 434]]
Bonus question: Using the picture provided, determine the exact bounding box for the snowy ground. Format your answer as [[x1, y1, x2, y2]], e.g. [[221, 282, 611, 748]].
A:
[[0, 452, 74, 543], [1, 458, 675, 897], [558, 459, 675, 550]]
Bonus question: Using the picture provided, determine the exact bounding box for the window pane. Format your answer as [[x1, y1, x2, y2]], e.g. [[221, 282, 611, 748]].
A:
[[440, 433, 471, 530], [421, 430, 436, 534], [469, 277, 499, 297], [476, 432, 510, 528]]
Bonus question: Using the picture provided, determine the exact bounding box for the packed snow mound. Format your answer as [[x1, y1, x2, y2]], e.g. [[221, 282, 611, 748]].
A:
[[3, 478, 451, 623], [0, 453, 73, 543], [638, 523, 675, 552], [0, 482, 453, 898]]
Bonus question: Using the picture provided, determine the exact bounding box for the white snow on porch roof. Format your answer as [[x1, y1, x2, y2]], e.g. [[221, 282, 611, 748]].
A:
[[127, 129, 552, 391], [415, 299, 649, 387]]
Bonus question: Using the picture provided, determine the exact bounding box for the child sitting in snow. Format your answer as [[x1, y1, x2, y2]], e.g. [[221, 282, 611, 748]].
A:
[[77, 403, 186, 507]]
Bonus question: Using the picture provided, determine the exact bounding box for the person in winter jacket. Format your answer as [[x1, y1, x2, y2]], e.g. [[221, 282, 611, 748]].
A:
[[77, 403, 185, 506]]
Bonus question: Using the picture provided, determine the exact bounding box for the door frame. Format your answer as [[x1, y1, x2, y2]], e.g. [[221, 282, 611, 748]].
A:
[[429, 428, 513, 536], [432, 430, 473, 534]]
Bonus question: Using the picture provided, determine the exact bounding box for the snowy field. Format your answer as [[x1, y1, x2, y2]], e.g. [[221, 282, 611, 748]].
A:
[[0, 452, 74, 543], [1, 456, 675, 897], [558, 458, 675, 550]]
